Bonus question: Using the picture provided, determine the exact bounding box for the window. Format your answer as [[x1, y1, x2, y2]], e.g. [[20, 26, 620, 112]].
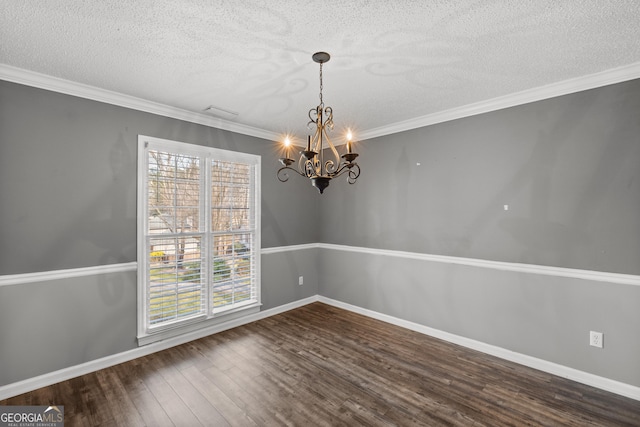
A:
[[137, 135, 260, 344]]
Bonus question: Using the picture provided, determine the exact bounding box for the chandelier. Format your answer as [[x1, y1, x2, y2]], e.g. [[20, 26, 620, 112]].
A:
[[277, 52, 360, 194]]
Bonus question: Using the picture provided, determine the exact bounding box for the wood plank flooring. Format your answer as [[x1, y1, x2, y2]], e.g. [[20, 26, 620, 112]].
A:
[[3, 302, 640, 426]]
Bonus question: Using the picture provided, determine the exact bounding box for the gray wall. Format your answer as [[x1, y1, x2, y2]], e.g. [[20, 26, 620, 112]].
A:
[[0, 81, 320, 275], [321, 79, 640, 275], [320, 249, 640, 386], [0, 249, 319, 386], [2, 76, 640, 390], [0, 270, 137, 385], [0, 80, 320, 385], [319, 78, 640, 387]]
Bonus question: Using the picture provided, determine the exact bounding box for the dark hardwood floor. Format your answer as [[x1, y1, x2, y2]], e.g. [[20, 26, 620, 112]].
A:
[[3, 302, 640, 426]]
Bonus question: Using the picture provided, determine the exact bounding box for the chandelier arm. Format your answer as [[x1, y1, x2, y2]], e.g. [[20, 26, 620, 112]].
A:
[[347, 163, 361, 184], [277, 165, 306, 182], [312, 122, 322, 154], [313, 156, 322, 176], [329, 162, 360, 182], [322, 118, 340, 175], [323, 160, 336, 176], [300, 157, 316, 178], [308, 107, 318, 126], [329, 163, 351, 178], [324, 106, 334, 130]]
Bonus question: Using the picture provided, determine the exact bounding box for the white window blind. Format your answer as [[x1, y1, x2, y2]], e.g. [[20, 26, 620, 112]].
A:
[[138, 136, 260, 342]]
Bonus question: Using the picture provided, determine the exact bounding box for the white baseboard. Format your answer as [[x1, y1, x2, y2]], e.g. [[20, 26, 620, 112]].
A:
[[317, 296, 640, 402], [2, 294, 639, 402], [0, 296, 319, 401]]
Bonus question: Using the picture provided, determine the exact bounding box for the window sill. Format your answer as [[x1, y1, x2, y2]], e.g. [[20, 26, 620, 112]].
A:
[[137, 302, 261, 346]]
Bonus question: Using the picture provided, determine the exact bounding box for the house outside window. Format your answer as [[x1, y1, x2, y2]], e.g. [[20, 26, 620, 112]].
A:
[[137, 135, 261, 345]]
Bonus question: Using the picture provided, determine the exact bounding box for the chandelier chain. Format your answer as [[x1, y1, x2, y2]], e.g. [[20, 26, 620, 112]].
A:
[[319, 62, 324, 107]]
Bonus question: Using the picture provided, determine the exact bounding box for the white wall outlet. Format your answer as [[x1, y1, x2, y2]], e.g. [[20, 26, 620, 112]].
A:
[[298, 276, 304, 286], [590, 331, 603, 348]]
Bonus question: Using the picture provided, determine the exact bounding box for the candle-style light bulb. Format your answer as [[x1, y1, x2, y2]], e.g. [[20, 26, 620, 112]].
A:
[[284, 137, 291, 158], [346, 130, 353, 154]]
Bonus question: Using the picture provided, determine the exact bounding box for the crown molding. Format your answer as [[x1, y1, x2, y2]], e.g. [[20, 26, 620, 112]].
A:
[[0, 64, 279, 142], [359, 61, 640, 141], [3, 62, 640, 143]]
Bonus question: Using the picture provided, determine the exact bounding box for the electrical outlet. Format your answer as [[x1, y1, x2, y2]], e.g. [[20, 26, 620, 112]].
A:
[[298, 276, 304, 286], [590, 331, 603, 348]]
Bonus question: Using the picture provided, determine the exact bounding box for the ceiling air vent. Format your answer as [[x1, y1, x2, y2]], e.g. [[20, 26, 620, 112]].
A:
[[202, 105, 239, 120]]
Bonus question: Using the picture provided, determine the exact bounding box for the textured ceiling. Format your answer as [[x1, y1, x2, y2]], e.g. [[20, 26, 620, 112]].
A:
[[2, 1, 640, 142]]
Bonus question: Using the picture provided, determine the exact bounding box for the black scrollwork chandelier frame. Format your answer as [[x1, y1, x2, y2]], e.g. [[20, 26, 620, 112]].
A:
[[277, 52, 360, 194]]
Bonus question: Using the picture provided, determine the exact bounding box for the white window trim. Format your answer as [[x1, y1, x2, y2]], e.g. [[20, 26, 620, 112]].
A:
[[137, 135, 261, 346]]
